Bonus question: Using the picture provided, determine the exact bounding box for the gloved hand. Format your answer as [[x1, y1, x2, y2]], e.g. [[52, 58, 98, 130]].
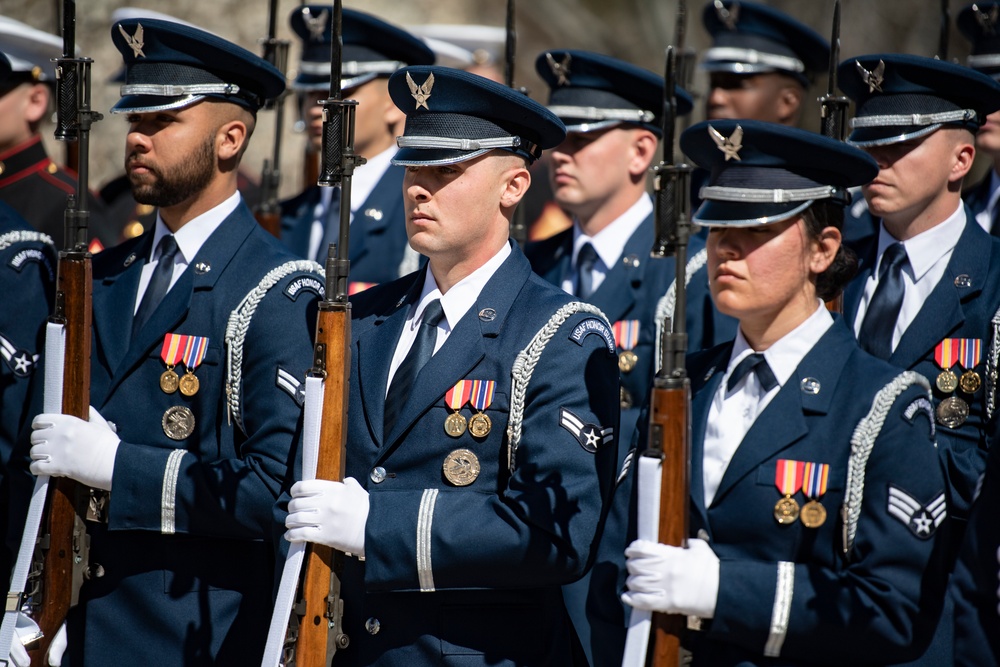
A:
[[8, 612, 41, 667], [46, 623, 67, 667], [621, 538, 720, 618], [30, 406, 121, 491], [285, 477, 369, 557]]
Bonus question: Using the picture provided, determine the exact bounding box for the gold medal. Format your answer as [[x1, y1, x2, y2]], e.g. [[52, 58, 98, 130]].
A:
[[800, 500, 827, 528], [773, 495, 800, 525], [960, 370, 982, 394], [935, 370, 958, 393], [618, 350, 638, 374], [936, 396, 969, 429], [162, 405, 196, 440], [442, 448, 480, 486], [160, 367, 179, 394], [469, 412, 492, 438], [444, 412, 467, 438], [179, 371, 200, 397]]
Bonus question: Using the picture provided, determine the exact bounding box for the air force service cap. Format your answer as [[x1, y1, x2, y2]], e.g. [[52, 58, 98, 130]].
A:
[[290, 6, 434, 92], [110, 18, 285, 114], [838, 53, 1000, 147], [681, 119, 878, 227], [701, 0, 829, 85], [535, 50, 692, 136], [0, 17, 64, 85], [958, 2, 1000, 79], [389, 65, 565, 166]]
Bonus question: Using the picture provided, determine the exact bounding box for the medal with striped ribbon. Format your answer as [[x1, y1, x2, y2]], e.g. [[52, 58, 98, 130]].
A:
[[467, 380, 496, 438], [178, 336, 209, 397], [612, 320, 640, 373], [444, 380, 473, 437], [800, 461, 829, 528], [774, 459, 804, 525]]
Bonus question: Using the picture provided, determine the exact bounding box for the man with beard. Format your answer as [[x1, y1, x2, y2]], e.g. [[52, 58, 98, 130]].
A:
[[15, 18, 321, 666]]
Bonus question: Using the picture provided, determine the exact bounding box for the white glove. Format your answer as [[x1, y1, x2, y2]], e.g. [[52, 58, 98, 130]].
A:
[[621, 538, 720, 618], [46, 623, 66, 667], [30, 406, 121, 491], [8, 612, 41, 667], [285, 477, 369, 556]]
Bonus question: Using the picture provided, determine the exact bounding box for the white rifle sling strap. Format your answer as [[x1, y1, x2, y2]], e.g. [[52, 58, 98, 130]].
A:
[[654, 247, 708, 372], [0, 322, 66, 662], [621, 454, 665, 667], [261, 374, 324, 667]]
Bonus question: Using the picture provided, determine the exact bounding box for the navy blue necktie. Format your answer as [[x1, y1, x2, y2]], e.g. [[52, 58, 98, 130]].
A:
[[727, 353, 778, 393], [575, 242, 598, 299], [133, 235, 179, 340], [315, 187, 341, 264], [384, 299, 445, 437], [859, 242, 908, 360]]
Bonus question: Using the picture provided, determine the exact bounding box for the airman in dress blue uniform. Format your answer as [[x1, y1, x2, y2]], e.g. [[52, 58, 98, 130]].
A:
[[280, 7, 434, 292], [524, 49, 732, 666], [623, 119, 951, 666], [283, 66, 621, 666], [0, 18, 115, 249], [19, 19, 321, 666]]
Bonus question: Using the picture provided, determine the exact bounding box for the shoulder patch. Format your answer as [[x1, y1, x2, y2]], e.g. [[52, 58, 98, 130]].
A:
[[9, 248, 54, 280], [903, 397, 935, 440], [276, 367, 306, 406], [569, 317, 615, 353], [284, 276, 325, 301], [559, 407, 614, 453], [887, 484, 946, 539], [0, 333, 38, 378]]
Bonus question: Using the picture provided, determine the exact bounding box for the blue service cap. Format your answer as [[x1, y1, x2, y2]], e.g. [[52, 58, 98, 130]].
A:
[[389, 65, 566, 166], [0, 17, 64, 84], [107, 8, 205, 84], [681, 119, 878, 227], [839, 53, 1000, 147], [958, 3, 1000, 79], [535, 49, 692, 137], [701, 0, 829, 85], [110, 18, 285, 114], [290, 6, 434, 92]]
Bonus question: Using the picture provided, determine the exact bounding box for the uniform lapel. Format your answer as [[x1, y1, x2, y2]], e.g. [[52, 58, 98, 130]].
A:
[[349, 167, 402, 265], [889, 217, 987, 368], [526, 228, 573, 288], [380, 246, 530, 453], [589, 215, 652, 324], [280, 186, 321, 259], [688, 347, 729, 528], [843, 233, 878, 328], [92, 235, 151, 375]]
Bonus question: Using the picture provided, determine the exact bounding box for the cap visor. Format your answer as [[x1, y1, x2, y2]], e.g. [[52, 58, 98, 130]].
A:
[[693, 199, 813, 227], [111, 94, 204, 114], [391, 147, 491, 167]]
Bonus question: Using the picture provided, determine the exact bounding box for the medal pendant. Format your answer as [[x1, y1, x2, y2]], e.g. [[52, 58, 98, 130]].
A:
[[444, 412, 467, 438], [443, 448, 480, 486], [162, 405, 196, 440], [960, 370, 982, 394], [800, 500, 827, 528], [935, 370, 958, 393], [618, 350, 638, 374], [179, 371, 200, 397], [936, 396, 970, 429], [620, 386, 633, 409], [773, 495, 800, 525], [469, 412, 492, 438], [160, 368, 179, 394]]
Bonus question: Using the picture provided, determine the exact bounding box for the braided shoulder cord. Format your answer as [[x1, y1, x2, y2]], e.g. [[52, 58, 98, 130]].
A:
[[225, 260, 323, 433], [842, 370, 931, 556], [654, 247, 708, 372], [0, 230, 55, 251], [506, 301, 609, 472]]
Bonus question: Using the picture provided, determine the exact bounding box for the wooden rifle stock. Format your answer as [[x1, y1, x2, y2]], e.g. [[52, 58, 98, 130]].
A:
[[254, 0, 290, 239]]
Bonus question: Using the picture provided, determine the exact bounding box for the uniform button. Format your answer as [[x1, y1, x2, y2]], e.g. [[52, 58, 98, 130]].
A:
[[365, 617, 381, 635], [370, 467, 387, 484]]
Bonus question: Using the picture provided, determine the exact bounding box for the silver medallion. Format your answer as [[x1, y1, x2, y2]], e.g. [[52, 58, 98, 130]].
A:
[[162, 405, 195, 440]]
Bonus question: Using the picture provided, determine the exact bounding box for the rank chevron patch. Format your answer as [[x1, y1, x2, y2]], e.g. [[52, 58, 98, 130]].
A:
[[559, 407, 613, 453], [887, 485, 946, 539], [276, 367, 306, 406], [0, 333, 38, 378]]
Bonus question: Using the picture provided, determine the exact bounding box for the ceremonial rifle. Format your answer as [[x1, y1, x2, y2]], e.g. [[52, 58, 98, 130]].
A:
[[673, 0, 695, 127], [818, 0, 849, 313], [504, 0, 529, 248], [938, 0, 950, 60], [287, 0, 363, 663], [254, 0, 291, 238], [644, 46, 692, 667], [28, 0, 102, 662]]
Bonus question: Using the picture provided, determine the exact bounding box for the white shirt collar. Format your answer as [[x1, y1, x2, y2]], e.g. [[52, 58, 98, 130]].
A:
[[571, 193, 652, 269], [727, 302, 834, 391], [876, 203, 965, 283], [149, 191, 241, 263], [348, 145, 395, 213], [411, 242, 512, 331]]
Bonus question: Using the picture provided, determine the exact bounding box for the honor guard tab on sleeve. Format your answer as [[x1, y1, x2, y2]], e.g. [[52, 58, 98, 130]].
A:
[[9, 248, 54, 279], [887, 484, 946, 539], [284, 276, 325, 301], [903, 396, 935, 439], [559, 407, 614, 453], [568, 317, 616, 354]]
